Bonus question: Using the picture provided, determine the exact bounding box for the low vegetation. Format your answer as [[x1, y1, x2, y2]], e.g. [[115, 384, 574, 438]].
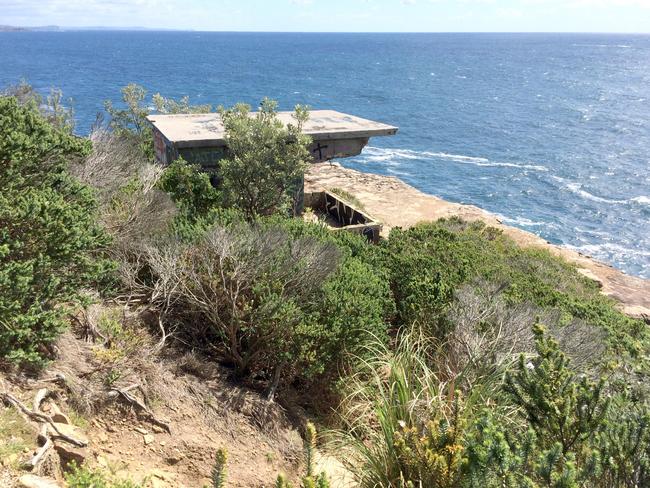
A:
[[1, 82, 649, 486], [0, 94, 112, 367]]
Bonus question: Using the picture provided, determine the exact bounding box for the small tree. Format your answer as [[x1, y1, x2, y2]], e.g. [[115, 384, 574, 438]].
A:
[[505, 323, 610, 454], [104, 83, 152, 157], [105, 84, 210, 160], [0, 96, 112, 366], [218, 99, 311, 220]]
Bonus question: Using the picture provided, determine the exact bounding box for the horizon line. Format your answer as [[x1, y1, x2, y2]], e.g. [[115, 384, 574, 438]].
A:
[[2, 26, 650, 35]]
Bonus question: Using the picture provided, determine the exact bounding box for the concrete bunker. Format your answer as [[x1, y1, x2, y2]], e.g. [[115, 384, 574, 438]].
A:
[[147, 110, 397, 167], [147, 109, 398, 239]]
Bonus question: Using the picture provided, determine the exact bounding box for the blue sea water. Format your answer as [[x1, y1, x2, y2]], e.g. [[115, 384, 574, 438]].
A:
[[1, 32, 649, 277]]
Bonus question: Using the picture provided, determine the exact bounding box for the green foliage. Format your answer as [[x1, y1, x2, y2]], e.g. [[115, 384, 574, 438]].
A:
[[152, 92, 211, 115], [105, 84, 210, 160], [332, 327, 476, 488], [380, 218, 648, 366], [463, 325, 649, 488], [328, 187, 366, 210], [310, 257, 394, 373], [2, 79, 76, 131], [211, 448, 228, 488], [138, 222, 341, 393], [218, 99, 311, 220], [131, 214, 393, 393], [158, 158, 221, 221], [392, 392, 467, 488], [334, 322, 650, 488], [65, 462, 143, 488], [304, 422, 317, 478], [0, 96, 112, 366], [104, 84, 153, 158], [505, 323, 610, 454]]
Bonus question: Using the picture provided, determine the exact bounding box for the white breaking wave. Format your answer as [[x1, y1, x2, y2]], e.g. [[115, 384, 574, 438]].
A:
[[564, 181, 628, 204], [566, 242, 650, 260], [630, 196, 650, 206], [553, 177, 650, 207], [497, 215, 552, 228], [358, 146, 549, 172]]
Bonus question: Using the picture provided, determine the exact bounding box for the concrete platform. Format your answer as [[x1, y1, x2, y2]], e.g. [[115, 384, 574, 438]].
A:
[[147, 110, 397, 148], [147, 110, 398, 165]]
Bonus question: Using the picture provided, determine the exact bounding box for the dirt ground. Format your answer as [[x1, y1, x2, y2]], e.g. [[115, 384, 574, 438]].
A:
[[306, 162, 650, 321], [1, 324, 307, 488]]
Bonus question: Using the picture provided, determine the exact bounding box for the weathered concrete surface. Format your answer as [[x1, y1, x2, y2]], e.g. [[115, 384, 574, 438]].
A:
[[306, 162, 650, 321], [147, 110, 398, 148]]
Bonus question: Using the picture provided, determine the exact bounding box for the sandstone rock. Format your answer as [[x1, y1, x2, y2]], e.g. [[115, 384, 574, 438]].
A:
[[165, 448, 184, 465], [150, 468, 176, 487], [152, 424, 166, 434], [18, 474, 61, 488], [143, 434, 155, 445], [134, 427, 148, 435], [54, 442, 87, 466], [50, 422, 89, 445], [49, 403, 71, 425]]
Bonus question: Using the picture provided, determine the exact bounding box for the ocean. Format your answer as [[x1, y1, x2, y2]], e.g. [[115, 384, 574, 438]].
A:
[[1, 32, 648, 278]]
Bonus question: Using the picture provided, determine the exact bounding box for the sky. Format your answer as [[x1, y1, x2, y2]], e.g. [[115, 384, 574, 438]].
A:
[[1, 0, 649, 33]]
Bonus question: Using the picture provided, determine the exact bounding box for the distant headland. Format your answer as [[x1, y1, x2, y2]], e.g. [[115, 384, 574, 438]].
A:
[[0, 25, 187, 32]]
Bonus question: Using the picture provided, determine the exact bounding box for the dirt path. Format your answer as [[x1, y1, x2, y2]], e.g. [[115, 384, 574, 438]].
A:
[[306, 163, 650, 321]]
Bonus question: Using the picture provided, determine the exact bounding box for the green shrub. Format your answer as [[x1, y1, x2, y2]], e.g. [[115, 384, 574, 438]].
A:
[[133, 222, 343, 396], [334, 324, 650, 488], [211, 448, 228, 488], [259, 216, 394, 378], [380, 218, 648, 367], [311, 257, 394, 373], [218, 99, 311, 220], [104, 84, 154, 159], [65, 462, 142, 488], [2, 80, 76, 131], [463, 325, 650, 488], [104, 84, 210, 160], [0, 96, 112, 366], [158, 158, 221, 218], [331, 327, 485, 488]]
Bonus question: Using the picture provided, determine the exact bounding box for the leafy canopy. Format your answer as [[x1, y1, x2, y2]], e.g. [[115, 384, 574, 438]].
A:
[[0, 96, 112, 366], [218, 99, 311, 220]]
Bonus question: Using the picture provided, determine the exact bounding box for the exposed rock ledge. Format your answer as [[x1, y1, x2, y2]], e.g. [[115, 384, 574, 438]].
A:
[[306, 163, 650, 322]]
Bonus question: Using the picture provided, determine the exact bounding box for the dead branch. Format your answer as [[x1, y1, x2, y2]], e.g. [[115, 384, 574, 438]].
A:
[[37, 372, 67, 385], [33, 388, 49, 413], [108, 385, 171, 434], [0, 390, 87, 447], [30, 424, 53, 469]]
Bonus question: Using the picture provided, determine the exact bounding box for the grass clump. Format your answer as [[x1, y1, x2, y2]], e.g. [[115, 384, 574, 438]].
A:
[[65, 462, 143, 488], [328, 187, 366, 210], [332, 324, 650, 488], [0, 406, 34, 469]]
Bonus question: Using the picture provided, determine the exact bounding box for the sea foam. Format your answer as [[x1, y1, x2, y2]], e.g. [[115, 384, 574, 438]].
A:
[[358, 147, 549, 172]]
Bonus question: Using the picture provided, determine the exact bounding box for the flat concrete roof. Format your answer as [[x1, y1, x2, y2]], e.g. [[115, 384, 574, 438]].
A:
[[147, 110, 398, 149]]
